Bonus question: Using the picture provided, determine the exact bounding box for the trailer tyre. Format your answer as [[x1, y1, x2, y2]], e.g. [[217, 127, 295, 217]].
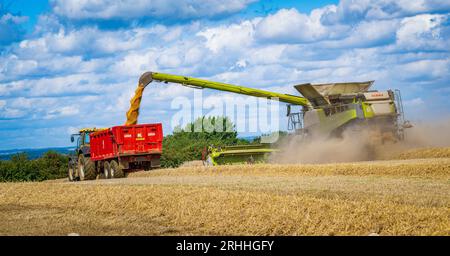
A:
[[98, 162, 107, 179], [78, 155, 96, 181], [110, 160, 125, 178]]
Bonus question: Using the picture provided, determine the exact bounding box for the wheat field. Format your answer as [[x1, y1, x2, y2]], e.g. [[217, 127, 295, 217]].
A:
[[0, 148, 449, 236]]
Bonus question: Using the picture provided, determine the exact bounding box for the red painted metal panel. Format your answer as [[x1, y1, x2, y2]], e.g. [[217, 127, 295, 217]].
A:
[[90, 123, 163, 161]]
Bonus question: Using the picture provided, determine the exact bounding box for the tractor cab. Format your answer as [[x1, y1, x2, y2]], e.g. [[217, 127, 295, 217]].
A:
[[70, 128, 102, 156], [68, 128, 105, 181]]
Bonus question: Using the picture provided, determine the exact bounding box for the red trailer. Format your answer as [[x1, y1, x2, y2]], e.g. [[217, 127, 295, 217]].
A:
[[88, 123, 163, 179]]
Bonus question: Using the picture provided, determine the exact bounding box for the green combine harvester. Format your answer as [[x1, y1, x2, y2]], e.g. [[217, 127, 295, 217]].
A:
[[137, 72, 411, 166]]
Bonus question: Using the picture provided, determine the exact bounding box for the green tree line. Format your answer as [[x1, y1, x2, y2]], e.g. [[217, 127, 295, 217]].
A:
[[160, 116, 255, 168], [0, 151, 68, 182]]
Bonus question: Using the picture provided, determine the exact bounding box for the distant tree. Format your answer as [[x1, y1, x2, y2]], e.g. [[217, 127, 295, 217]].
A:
[[36, 151, 68, 180], [0, 151, 68, 182], [160, 116, 250, 168]]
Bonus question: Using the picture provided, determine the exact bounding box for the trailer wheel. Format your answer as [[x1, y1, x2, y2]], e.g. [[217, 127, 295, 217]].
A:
[[110, 160, 125, 178], [98, 162, 106, 179], [103, 161, 111, 179], [78, 155, 96, 181]]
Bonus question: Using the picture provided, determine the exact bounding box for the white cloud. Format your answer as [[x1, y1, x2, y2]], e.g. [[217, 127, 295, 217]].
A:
[[320, 19, 399, 48], [0, 108, 25, 119], [404, 97, 425, 107], [395, 14, 449, 51], [0, 13, 29, 46], [1, 55, 38, 76], [9, 97, 57, 110], [197, 19, 258, 53], [110, 49, 159, 76], [321, 0, 450, 24], [1, 1, 450, 149], [255, 7, 344, 43], [19, 27, 145, 56], [0, 73, 107, 99], [50, 0, 256, 20], [0, 13, 29, 24], [393, 59, 450, 81], [45, 105, 80, 119]]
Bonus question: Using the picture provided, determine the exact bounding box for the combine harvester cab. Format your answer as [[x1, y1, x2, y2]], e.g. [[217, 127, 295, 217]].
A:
[[295, 81, 411, 142]]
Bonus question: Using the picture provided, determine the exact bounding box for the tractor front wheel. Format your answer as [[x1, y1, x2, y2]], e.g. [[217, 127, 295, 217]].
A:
[[78, 155, 96, 181], [68, 162, 76, 182]]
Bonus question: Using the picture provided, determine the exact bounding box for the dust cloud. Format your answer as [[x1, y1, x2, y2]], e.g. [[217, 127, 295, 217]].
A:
[[270, 119, 450, 164]]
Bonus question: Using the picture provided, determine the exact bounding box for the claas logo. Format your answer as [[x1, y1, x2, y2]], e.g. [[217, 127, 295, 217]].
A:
[[371, 93, 384, 97]]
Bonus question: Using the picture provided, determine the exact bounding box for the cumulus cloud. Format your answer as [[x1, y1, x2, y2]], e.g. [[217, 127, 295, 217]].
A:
[[50, 0, 256, 20], [395, 14, 450, 51], [251, 6, 398, 47], [255, 7, 346, 44], [319, 19, 399, 48], [0, 11, 28, 46], [404, 97, 425, 107], [197, 19, 258, 53], [321, 0, 450, 24], [45, 105, 80, 119], [393, 59, 449, 81], [18, 27, 148, 56]]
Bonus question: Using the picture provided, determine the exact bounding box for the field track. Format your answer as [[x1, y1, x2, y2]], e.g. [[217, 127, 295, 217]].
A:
[[0, 150, 449, 235]]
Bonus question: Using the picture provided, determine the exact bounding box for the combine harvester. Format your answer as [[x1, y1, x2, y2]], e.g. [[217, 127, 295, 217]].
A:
[[135, 72, 412, 165]]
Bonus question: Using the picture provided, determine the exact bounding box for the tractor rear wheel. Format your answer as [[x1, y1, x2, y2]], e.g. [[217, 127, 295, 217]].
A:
[[78, 155, 96, 181], [110, 160, 125, 178]]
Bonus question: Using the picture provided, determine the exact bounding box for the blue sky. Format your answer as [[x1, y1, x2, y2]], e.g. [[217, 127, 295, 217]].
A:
[[0, 0, 449, 150]]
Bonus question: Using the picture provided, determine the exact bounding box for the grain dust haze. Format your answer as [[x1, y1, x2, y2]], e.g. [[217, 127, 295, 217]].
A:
[[272, 119, 450, 164]]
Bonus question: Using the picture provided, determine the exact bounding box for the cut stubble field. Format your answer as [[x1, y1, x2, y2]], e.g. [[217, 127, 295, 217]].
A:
[[0, 150, 449, 235]]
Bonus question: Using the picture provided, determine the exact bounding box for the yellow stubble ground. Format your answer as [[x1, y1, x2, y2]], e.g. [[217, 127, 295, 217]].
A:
[[0, 156, 449, 236]]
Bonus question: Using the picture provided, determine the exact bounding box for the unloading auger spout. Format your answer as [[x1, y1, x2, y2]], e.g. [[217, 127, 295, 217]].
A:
[[125, 72, 154, 126]]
